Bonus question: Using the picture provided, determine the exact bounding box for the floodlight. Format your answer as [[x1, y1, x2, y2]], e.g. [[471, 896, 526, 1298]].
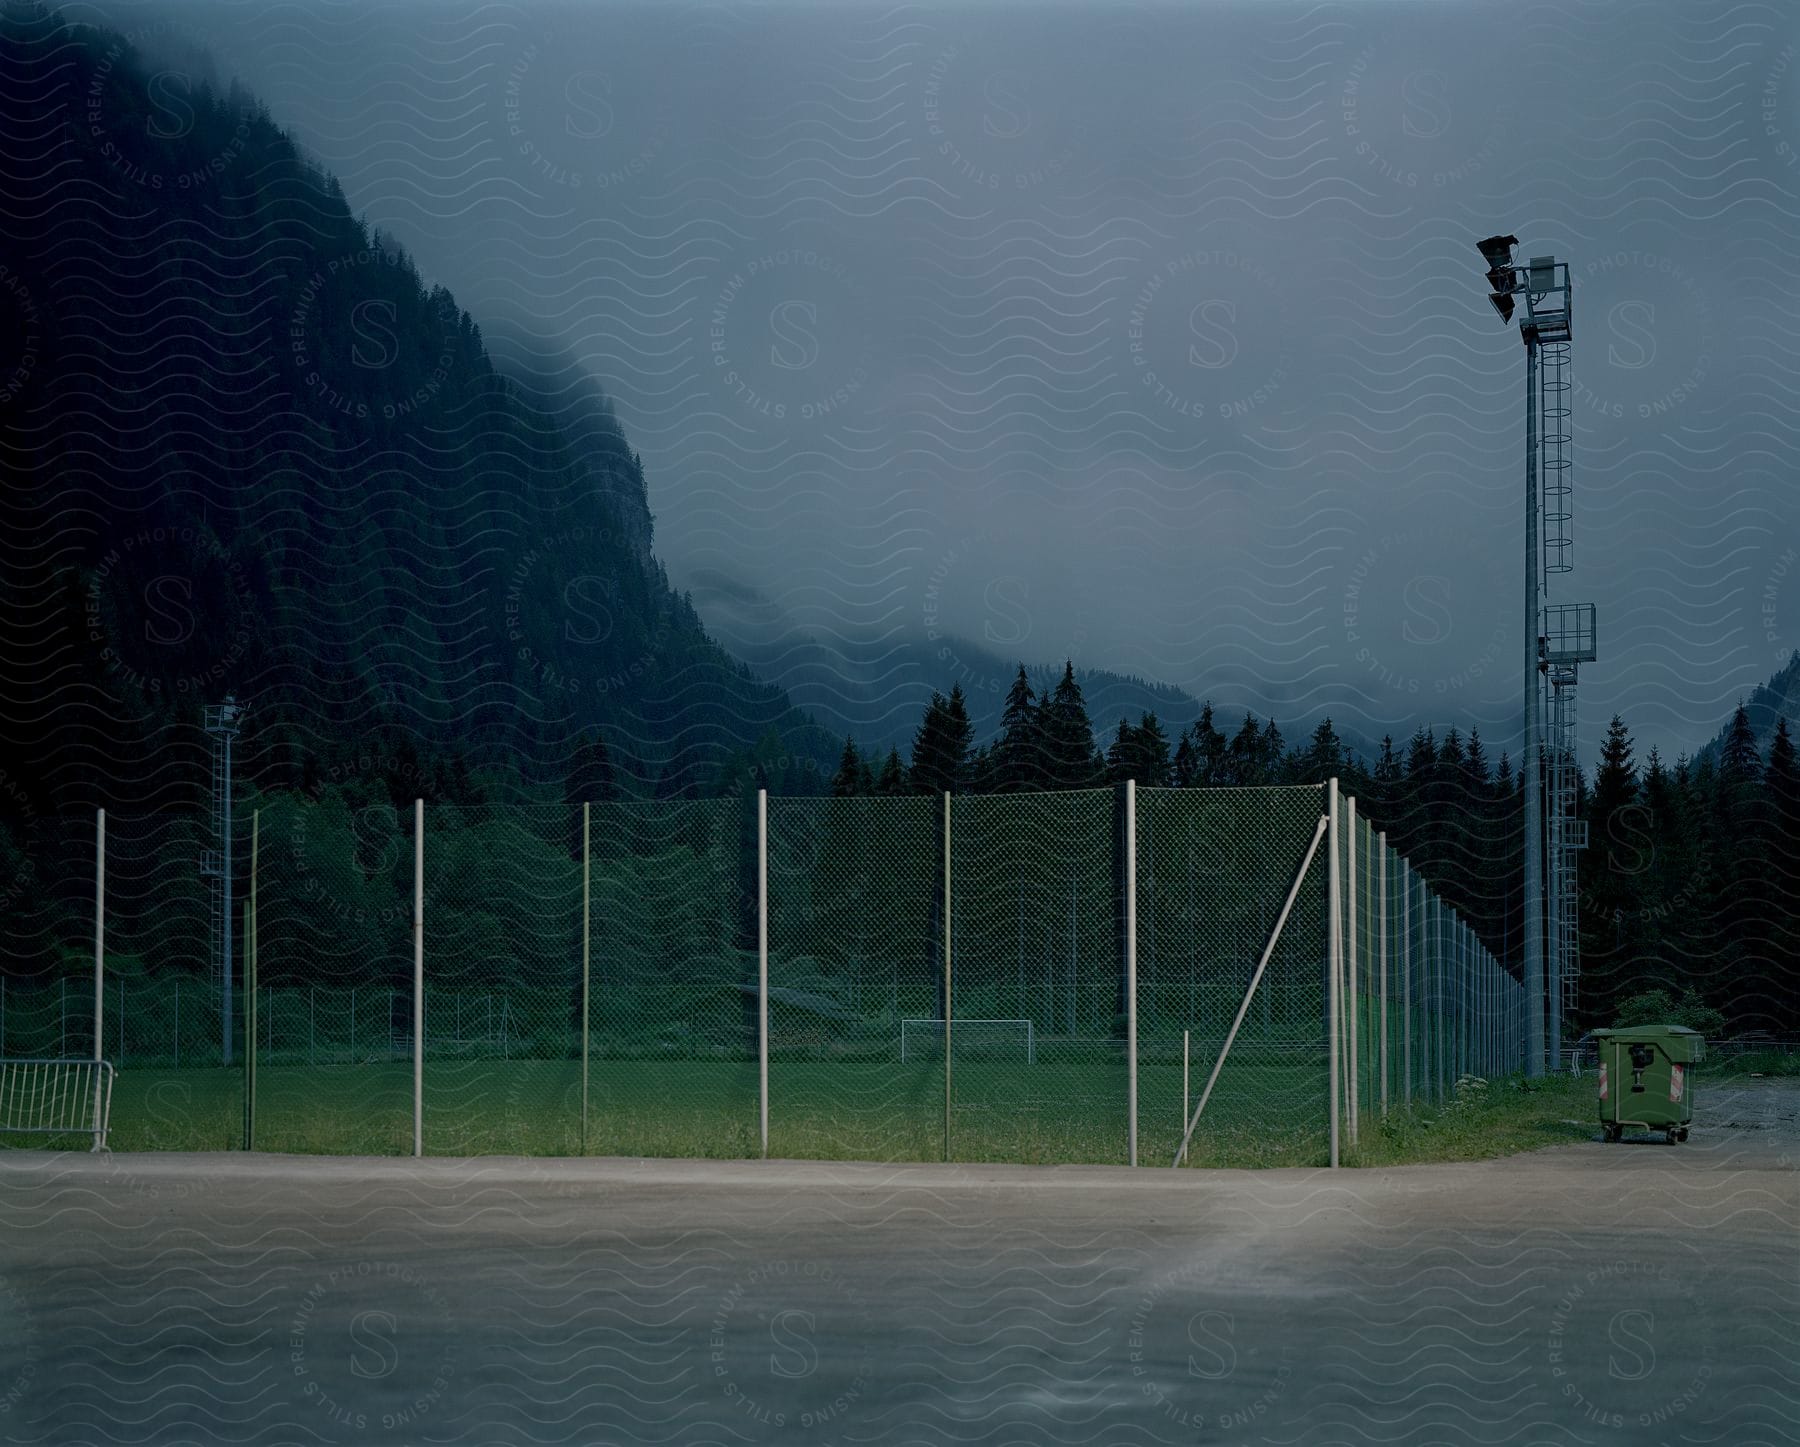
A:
[[1488, 292, 1515, 323], [1477, 233, 1518, 269]]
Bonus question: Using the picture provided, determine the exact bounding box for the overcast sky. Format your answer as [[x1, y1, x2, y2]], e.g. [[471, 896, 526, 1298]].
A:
[[73, 0, 1800, 766]]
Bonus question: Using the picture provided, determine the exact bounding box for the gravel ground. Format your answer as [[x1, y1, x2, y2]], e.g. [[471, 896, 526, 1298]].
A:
[[0, 1076, 1795, 1446]]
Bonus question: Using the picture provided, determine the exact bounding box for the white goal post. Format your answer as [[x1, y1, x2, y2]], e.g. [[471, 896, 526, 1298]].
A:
[[900, 1018, 1035, 1065]]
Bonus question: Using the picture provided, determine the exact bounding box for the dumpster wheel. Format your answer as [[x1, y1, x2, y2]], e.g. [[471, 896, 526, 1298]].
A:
[[1674, 1128, 1689, 1143], [1603, 1124, 1622, 1143]]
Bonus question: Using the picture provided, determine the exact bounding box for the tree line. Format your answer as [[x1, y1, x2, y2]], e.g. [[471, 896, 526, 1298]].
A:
[[813, 663, 1798, 1035]]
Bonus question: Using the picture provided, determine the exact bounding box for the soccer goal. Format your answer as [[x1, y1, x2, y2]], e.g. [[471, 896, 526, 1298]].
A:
[[900, 1018, 1035, 1065]]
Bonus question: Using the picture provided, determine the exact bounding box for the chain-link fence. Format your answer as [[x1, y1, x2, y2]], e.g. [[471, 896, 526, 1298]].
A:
[[767, 792, 941, 1160], [1141, 786, 1328, 1167], [2, 783, 1521, 1165], [1330, 795, 1523, 1162]]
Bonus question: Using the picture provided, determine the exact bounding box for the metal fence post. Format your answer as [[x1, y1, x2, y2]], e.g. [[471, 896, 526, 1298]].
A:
[[1488, 951, 1495, 1076], [1454, 921, 1468, 1079], [92, 809, 104, 1143], [1377, 833, 1388, 1117], [942, 789, 952, 1164], [1431, 899, 1440, 1100], [1401, 861, 1412, 1104], [1436, 899, 1446, 1100], [1447, 913, 1456, 1083], [1456, 920, 1464, 1080], [1453, 919, 1462, 1079], [412, 798, 423, 1158], [1462, 924, 1471, 1078], [1422, 894, 1431, 1101], [1326, 779, 1341, 1168], [1464, 925, 1472, 1078], [757, 788, 768, 1160], [1125, 779, 1138, 1168], [582, 800, 590, 1156], [244, 810, 258, 1150], [1345, 797, 1358, 1149]]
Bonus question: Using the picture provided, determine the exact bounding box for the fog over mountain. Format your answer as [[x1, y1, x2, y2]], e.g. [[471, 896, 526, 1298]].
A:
[[49, 0, 1800, 767]]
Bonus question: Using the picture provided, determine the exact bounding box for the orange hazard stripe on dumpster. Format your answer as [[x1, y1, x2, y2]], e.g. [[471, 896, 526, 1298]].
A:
[[1598, 1063, 1608, 1100], [1670, 1064, 1684, 1102]]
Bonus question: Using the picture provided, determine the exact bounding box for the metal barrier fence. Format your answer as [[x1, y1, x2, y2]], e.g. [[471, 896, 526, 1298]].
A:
[[0, 782, 1520, 1164]]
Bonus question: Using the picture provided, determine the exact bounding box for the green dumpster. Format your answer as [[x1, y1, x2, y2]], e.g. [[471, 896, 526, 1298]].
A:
[[1592, 1025, 1703, 1144]]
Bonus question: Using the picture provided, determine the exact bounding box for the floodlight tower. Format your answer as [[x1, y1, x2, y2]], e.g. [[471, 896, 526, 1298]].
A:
[[1476, 237, 1596, 1076], [201, 696, 247, 1065]]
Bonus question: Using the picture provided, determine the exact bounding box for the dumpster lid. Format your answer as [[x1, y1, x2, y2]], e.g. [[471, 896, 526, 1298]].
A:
[[1589, 1024, 1703, 1038]]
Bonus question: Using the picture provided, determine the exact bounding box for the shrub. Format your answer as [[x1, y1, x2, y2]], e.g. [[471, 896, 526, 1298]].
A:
[[1612, 988, 1725, 1037]]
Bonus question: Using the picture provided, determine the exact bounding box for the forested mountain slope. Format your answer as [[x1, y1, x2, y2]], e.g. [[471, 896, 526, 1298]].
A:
[[0, 3, 833, 833]]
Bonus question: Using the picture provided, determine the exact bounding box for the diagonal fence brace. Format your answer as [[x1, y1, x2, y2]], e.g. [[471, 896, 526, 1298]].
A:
[[1172, 814, 1330, 1168]]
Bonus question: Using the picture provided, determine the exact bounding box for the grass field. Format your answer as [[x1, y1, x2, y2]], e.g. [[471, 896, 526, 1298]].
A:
[[3, 1055, 1631, 1168], [6, 1057, 1631, 1167], [21, 1056, 1341, 1166]]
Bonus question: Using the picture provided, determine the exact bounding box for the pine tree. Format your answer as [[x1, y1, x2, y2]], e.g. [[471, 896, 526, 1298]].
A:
[[875, 748, 907, 796], [1366, 734, 1402, 823], [945, 683, 974, 783], [1766, 717, 1800, 836], [1260, 718, 1285, 781], [1464, 727, 1490, 787], [830, 736, 864, 797], [1721, 703, 1760, 785], [1404, 727, 1436, 777], [1397, 728, 1437, 876], [1579, 715, 1641, 1004], [1190, 703, 1227, 787], [1300, 717, 1345, 783], [1764, 718, 1800, 1027], [1714, 706, 1763, 970], [1135, 712, 1172, 786], [1591, 716, 1637, 821], [910, 692, 953, 795], [993, 665, 1042, 791], [966, 742, 996, 794], [1225, 713, 1263, 786], [1041, 662, 1099, 789], [910, 684, 976, 795], [1166, 734, 1195, 791], [1105, 717, 1135, 784]]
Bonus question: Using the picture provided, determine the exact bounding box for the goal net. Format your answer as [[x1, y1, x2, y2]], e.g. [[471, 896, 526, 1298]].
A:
[[899, 1018, 1035, 1065]]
